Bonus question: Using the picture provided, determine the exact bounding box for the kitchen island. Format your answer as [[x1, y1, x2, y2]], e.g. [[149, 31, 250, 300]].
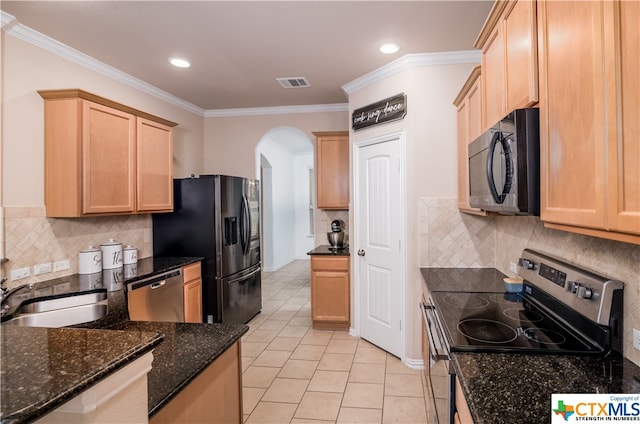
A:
[[421, 267, 640, 424], [0, 257, 248, 424]]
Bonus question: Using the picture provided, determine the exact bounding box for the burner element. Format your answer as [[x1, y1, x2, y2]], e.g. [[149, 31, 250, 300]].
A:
[[457, 319, 518, 344], [523, 328, 567, 345], [442, 294, 489, 309]]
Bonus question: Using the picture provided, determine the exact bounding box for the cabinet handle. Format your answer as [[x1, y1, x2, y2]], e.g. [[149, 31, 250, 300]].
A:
[[357, 249, 366, 257]]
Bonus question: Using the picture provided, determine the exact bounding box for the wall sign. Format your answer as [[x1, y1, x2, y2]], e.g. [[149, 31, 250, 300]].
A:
[[352, 93, 407, 131]]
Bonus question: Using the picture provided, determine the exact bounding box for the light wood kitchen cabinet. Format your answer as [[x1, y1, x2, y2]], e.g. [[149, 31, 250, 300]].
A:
[[475, 0, 538, 130], [538, 1, 640, 244], [455, 376, 475, 424], [313, 131, 349, 210], [150, 341, 242, 424], [453, 66, 487, 216], [39, 89, 177, 217], [310, 255, 350, 329], [183, 262, 203, 323]]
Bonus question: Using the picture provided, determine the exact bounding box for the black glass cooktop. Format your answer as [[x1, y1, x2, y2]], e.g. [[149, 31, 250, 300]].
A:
[[430, 292, 602, 354]]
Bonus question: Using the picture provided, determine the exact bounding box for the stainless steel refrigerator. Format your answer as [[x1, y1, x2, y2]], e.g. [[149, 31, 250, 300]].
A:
[[152, 175, 261, 324]]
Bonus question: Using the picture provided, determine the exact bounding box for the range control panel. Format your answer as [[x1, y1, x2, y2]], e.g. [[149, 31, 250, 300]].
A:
[[518, 249, 624, 325]]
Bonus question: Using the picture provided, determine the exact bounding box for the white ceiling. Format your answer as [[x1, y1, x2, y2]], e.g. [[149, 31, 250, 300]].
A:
[[1, 1, 493, 111]]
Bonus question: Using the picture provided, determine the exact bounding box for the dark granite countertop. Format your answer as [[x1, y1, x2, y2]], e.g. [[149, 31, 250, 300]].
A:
[[451, 353, 640, 424], [420, 267, 509, 292], [0, 326, 164, 424], [307, 244, 350, 256], [107, 321, 248, 417], [421, 267, 640, 424], [0, 256, 250, 424]]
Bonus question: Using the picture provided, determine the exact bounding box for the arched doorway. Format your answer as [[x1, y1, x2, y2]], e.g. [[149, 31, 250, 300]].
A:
[[256, 127, 314, 271]]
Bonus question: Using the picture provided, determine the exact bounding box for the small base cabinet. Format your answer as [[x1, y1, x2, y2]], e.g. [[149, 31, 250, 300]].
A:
[[150, 341, 242, 424], [183, 262, 203, 323], [310, 255, 350, 330]]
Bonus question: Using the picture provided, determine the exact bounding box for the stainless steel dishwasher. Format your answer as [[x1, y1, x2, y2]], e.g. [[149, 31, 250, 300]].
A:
[[126, 269, 184, 322]]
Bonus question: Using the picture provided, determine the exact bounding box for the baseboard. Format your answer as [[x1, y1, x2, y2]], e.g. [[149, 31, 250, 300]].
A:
[[404, 356, 425, 370]]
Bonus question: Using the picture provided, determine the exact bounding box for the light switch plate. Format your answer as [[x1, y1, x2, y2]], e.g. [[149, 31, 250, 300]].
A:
[[53, 260, 70, 272], [634, 328, 640, 351], [11, 267, 30, 281], [34, 262, 52, 275]]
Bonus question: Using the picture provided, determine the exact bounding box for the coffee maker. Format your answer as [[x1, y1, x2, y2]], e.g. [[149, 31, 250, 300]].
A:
[[327, 219, 345, 249]]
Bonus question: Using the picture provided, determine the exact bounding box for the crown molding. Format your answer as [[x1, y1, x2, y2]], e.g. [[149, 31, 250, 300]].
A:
[[342, 50, 481, 95], [204, 103, 348, 118], [1, 11, 206, 116]]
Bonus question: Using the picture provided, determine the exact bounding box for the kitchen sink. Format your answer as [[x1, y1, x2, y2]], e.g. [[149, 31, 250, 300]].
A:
[[1, 290, 108, 328], [2, 302, 108, 327]]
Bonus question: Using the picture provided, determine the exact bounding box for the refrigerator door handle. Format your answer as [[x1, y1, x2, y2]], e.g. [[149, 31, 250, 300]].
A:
[[226, 266, 261, 285], [240, 194, 250, 255]]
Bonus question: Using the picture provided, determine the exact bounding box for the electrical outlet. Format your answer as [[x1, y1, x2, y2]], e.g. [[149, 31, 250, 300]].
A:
[[510, 261, 518, 273], [33, 262, 52, 275], [633, 328, 640, 351], [10, 267, 30, 281], [53, 260, 70, 272]]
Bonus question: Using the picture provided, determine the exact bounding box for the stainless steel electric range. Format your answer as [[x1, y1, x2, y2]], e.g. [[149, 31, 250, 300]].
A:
[[421, 249, 625, 424]]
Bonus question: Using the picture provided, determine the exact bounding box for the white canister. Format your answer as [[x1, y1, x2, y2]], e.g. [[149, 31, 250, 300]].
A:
[[101, 239, 123, 269], [123, 245, 138, 265], [79, 246, 102, 274]]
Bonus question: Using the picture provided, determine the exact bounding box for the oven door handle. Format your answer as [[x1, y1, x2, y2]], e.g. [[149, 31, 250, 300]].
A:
[[421, 302, 448, 361]]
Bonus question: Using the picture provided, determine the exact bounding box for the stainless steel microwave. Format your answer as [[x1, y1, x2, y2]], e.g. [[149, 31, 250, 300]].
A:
[[468, 108, 540, 215]]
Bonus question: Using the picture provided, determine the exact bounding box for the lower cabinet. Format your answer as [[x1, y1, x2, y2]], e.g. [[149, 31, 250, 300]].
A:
[[183, 262, 203, 323], [455, 377, 475, 424], [150, 341, 242, 424], [310, 255, 350, 329]]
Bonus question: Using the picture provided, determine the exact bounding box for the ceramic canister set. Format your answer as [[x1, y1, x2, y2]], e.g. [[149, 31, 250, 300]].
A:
[[78, 239, 138, 290]]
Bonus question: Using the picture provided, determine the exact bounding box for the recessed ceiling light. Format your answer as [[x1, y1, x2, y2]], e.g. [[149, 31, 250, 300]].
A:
[[169, 58, 191, 68], [379, 43, 400, 54]]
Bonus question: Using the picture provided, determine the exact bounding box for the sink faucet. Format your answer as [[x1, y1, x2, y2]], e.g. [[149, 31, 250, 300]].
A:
[[0, 283, 33, 316]]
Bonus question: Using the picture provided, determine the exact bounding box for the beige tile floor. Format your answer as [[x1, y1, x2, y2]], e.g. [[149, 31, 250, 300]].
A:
[[242, 260, 432, 423]]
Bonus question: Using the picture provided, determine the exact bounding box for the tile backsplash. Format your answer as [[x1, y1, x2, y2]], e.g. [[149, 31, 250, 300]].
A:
[[419, 197, 640, 365], [3, 207, 152, 287]]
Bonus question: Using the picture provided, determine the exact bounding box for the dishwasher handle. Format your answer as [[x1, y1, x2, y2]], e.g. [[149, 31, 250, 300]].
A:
[[129, 270, 182, 291]]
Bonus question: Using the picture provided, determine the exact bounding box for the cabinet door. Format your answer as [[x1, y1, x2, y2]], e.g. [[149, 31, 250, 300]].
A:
[[315, 132, 349, 209], [504, 0, 538, 111], [539, 1, 607, 229], [456, 100, 471, 210], [82, 101, 136, 214], [310, 256, 350, 328], [606, 1, 640, 235], [481, 24, 505, 130], [137, 117, 173, 212], [311, 270, 349, 324], [184, 278, 203, 323]]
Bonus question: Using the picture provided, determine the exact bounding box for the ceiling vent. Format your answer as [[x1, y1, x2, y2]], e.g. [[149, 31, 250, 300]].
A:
[[277, 77, 311, 88]]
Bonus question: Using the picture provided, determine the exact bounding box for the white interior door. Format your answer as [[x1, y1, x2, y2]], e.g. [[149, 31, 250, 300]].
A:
[[355, 132, 404, 357]]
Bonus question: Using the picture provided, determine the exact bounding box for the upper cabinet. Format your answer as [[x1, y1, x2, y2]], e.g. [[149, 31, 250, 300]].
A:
[[475, 0, 538, 130], [39, 89, 177, 217], [538, 1, 639, 244], [314, 131, 349, 210], [453, 66, 486, 215]]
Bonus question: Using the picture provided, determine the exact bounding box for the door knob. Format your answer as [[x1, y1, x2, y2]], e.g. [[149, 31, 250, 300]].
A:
[[357, 249, 366, 256]]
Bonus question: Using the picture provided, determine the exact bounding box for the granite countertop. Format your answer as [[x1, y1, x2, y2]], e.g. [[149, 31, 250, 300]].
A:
[[107, 321, 248, 417], [307, 244, 350, 256], [421, 267, 640, 424], [452, 353, 640, 424], [0, 256, 249, 424], [0, 326, 164, 424]]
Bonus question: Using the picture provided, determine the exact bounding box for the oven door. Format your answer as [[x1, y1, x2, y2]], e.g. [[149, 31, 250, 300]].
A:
[[421, 301, 455, 424]]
